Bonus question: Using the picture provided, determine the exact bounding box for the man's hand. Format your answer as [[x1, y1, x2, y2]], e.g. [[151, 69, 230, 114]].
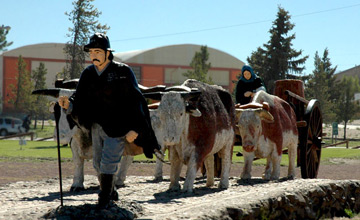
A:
[[58, 96, 70, 109], [126, 130, 138, 143]]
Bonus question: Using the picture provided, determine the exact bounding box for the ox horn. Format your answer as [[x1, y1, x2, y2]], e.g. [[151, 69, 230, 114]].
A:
[[165, 85, 192, 92], [32, 88, 61, 98], [181, 90, 201, 101], [139, 84, 166, 94], [256, 108, 274, 123], [55, 78, 79, 89], [142, 92, 163, 101]]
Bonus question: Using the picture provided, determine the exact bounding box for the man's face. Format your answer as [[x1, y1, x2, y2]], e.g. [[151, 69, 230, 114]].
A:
[[89, 48, 107, 67]]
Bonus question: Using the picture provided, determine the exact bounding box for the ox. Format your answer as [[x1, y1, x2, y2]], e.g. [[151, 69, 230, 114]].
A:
[[144, 79, 236, 192], [235, 90, 298, 180], [32, 85, 166, 191]]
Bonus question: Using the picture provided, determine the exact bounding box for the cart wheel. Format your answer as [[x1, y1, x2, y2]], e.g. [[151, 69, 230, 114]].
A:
[[300, 99, 322, 178]]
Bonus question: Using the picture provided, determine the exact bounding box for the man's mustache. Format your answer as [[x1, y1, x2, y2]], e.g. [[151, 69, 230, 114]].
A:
[[92, 59, 100, 62]]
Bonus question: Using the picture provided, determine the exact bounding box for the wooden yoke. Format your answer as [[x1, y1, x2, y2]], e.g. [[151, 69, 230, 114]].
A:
[[148, 102, 160, 109], [235, 102, 270, 111]]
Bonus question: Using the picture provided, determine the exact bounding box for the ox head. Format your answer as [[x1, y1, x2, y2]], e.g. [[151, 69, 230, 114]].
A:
[[32, 88, 76, 145], [144, 86, 202, 146], [235, 102, 274, 153]]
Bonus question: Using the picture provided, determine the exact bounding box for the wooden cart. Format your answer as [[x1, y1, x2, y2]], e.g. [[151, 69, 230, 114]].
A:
[[274, 79, 322, 178]]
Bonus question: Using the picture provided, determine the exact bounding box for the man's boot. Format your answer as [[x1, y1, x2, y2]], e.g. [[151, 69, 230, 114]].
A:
[[98, 173, 116, 209]]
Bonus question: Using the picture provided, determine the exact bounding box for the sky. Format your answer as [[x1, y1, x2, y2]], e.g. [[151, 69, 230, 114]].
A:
[[1, 0, 360, 74]]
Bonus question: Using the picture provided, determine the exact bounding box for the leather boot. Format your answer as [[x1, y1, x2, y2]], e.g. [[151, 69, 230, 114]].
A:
[[98, 173, 116, 209]]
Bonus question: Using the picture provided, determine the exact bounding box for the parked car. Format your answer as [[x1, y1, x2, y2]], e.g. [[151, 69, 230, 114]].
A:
[[0, 116, 24, 136]]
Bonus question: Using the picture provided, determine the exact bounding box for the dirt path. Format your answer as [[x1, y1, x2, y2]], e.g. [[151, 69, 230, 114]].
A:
[[1, 159, 360, 219], [1, 159, 360, 187]]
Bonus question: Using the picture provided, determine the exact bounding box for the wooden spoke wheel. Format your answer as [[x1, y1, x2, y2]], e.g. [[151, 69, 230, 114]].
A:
[[300, 99, 322, 178]]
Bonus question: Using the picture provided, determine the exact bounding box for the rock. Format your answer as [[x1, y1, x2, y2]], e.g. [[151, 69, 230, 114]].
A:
[[0, 176, 359, 219]]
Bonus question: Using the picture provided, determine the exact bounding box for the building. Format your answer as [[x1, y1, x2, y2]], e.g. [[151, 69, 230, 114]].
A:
[[335, 65, 360, 104], [0, 43, 244, 113], [335, 65, 360, 81]]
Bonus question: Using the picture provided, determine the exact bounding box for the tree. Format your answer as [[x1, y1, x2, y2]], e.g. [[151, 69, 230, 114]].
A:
[[334, 76, 360, 140], [183, 45, 213, 84], [305, 49, 337, 123], [0, 25, 13, 51], [320, 48, 338, 101], [247, 6, 308, 93], [32, 62, 49, 129], [8, 56, 35, 114], [63, 0, 110, 79]]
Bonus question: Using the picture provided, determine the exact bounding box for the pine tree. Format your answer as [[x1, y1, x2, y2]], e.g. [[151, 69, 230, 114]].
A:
[[8, 56, 35, 114], [305, 51, 336, 123], [183, 45, 213, 84], [247, 6, 308, 93], [335, 76, 360, 140], [32, 62, 49, 128], [321, 48, 338, 101], [63, 0, 110, 79], [0, 25, 13, 51]]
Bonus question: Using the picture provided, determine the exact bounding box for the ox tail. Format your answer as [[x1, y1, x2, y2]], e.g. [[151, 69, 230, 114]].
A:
[[154, 149, 171, 165]]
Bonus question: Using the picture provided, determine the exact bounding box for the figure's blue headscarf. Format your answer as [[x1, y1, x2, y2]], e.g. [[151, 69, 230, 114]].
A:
[[240, 65, 256, 83]]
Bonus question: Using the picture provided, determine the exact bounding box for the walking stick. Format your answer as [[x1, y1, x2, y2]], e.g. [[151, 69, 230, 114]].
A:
[[54, 102, 64, 206]]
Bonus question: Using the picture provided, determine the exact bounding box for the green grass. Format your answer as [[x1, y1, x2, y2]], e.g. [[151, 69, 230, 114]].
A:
[[323, 138, 360, 148], [32, 126, 55, 139], [0, 140, 359, 164], [0, 140, 72, 161]]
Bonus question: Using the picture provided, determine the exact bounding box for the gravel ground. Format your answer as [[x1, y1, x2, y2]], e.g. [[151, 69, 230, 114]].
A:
[[1, 157, 360, 186], [1, 159, 360, 219]]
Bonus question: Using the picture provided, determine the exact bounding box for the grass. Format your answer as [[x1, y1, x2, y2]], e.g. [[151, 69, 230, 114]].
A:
[[0, 140, 72, 161], [29, 123, 56, 139], [0, 140, 359, 165]]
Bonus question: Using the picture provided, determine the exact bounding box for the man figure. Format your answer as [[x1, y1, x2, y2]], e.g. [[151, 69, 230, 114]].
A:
[[22, 114, 31, 132], [59, 33, 160, 208]]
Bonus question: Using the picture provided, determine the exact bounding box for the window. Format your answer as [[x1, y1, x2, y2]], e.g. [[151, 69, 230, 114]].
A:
[[131, 66, 142, 84]]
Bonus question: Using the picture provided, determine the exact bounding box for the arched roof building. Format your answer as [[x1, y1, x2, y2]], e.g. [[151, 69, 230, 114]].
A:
[[0, 43, 244, 113]]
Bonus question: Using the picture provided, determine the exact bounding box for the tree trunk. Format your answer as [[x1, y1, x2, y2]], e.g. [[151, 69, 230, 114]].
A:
[[343, 122, 347, 140], [34, 117, 37, 129]]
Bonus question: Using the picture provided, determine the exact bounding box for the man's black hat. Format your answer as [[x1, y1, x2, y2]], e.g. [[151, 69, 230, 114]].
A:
[[84, 33, 114, 52]]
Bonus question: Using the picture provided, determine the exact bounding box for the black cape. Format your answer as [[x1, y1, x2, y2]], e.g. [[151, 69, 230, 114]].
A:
[[69, 61, 158, 158], [235, 77, 265, 105]]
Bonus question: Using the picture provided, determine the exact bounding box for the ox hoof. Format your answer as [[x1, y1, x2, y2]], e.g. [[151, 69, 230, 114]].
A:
[[206, 182, 214, 188], [181, 188, 194, 194], [270, 176, 280, 181], [115, 183, 126, 189], [240, 173, 251, 180], [70, 186, 85, 192], [262, 174, 271, 180], [153, 176, 163, 182], [286, 175, 295, 180], [218, 182, 229, 189], [168, 184, 181, 192]]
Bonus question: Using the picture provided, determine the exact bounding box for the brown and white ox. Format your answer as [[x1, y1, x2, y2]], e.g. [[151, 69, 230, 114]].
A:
[[144, 79, 236, 192], [235, 90, 298, 180]]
